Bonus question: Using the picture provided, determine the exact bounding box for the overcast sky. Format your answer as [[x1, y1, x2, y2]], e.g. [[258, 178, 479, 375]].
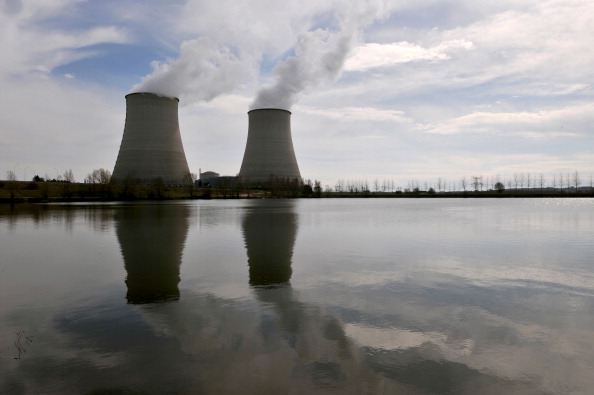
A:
[[1, 0, 593, 188]]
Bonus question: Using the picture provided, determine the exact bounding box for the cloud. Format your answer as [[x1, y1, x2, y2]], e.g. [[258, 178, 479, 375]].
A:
[[300, 105, 410, 122], [250, 0, 389, 110], [132, 37, 257, 103], [0, 3, 130, 77], [422, 103, 594, 137], [345, 39, 473, 71]]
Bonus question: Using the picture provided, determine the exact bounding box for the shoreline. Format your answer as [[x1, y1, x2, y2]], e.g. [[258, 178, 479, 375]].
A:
[[1, 180, 592, 204]]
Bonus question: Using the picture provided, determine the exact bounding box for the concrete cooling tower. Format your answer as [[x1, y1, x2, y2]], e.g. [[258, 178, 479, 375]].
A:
[[238, 108, 301, 184], [112, 92, 191, 185]]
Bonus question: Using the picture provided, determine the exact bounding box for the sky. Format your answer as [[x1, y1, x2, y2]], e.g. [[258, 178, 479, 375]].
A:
[[1, 0, 593, 188]]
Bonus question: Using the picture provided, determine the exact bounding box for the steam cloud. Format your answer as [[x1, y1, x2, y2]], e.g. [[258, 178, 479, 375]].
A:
[[250, 0, 387, 111], [132, 1, 387, 108], [132, 37, 254, 104]]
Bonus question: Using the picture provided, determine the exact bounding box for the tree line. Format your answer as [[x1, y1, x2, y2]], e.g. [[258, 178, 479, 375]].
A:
[[329, 170, 593, 195], [3, 168, 592, 200]]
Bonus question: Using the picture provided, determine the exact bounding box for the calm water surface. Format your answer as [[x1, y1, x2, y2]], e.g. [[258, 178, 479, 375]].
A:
[[1, 198, 593, 394]]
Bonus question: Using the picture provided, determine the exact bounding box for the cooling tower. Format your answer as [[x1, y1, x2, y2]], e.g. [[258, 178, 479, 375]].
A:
[[113, 92, 191, 185], [238, 108, 301, 184]]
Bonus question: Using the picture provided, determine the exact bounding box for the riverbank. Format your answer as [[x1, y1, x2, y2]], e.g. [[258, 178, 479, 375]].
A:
[[1, 180, 592, 204]]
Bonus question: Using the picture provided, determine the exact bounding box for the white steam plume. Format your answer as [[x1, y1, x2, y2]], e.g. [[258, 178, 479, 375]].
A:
[[250, 0, 388, 111], [131, 37, 254, 104]]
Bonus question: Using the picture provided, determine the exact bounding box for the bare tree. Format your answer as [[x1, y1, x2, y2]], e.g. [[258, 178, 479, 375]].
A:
[[61, 169, 76, 199], [571, 170, 581, 192], [6, 169, 16, 182], [513, 173, 520, 190], [86, 168, 112, 184], [471, 176, 481, 192], [63, 169, 75, 183], [538, 173, 545, 191], [5, 170, 18, 200], [460, 177, 467, 192]]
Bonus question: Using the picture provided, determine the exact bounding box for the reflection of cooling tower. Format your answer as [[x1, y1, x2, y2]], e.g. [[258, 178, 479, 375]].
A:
[[238, 109, 301, 183], [116, 204, 190, 303], [242, 201, 298, 286], [112, 92, 191, 185]]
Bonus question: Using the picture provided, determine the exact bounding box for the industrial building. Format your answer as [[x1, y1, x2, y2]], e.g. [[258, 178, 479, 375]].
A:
[[112, 92, 191, 185], [238, 108, 301, 184]]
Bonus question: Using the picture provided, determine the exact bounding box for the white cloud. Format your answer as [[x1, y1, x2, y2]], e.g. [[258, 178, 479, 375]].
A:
[[422, 103, 594, 137], [0, 5, 130, 77], [300, 105, 410, 122], [345, 39, 473, 71]]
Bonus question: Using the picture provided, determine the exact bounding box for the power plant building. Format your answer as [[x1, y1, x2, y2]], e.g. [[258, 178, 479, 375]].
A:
[[238, 108, 301, 184], [113, 92, 191, 185]]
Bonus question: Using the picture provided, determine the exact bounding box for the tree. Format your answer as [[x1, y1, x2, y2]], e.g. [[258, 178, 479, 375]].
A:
[[460, 177, 467, 192], [471, 176, 482, 192], [571, 170, 581, 192], [5, 170, 17, 200], [313, 180, 322, 197], [63, 169, 75, 183], [6, 170, 16, 182], [86, 168, 111, 184], [494, 181, 505, 194], [61, 169, 76, 199]]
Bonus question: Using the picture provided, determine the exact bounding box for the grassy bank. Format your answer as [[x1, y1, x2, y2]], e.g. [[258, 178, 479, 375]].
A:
[[1, 180, 592, 204], [0, 180, 258, 203]]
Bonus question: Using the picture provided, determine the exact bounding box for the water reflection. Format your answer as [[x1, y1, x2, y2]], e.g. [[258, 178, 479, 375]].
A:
[[115, 203, 189, 303], [243, 200, 297, 287], [2, 200, 593, 394], [241, 201, 393, 392]]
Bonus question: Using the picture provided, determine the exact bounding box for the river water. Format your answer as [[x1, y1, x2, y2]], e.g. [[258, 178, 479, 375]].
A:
[[1, 198, 593, 394]]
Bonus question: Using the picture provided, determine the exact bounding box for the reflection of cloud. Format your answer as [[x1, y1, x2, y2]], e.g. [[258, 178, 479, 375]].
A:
[[2, 275, 580, 394], [3, 202, 593, 394], [345, 324, 474, 357]]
